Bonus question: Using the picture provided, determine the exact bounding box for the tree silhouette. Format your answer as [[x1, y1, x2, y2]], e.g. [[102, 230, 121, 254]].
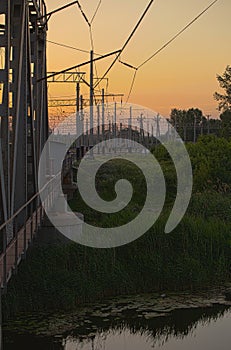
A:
[[214, 65, 231, 111]]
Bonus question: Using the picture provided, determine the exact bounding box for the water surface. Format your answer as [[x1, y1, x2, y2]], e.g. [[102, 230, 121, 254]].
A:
[[3, 290, 231, 349]]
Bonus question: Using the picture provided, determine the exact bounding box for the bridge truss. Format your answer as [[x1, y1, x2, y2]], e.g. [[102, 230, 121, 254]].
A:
[[0, 1, 48, 241]]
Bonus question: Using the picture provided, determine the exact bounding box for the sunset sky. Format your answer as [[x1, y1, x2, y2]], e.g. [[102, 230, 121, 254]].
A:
[[46, 0, 231, 118]]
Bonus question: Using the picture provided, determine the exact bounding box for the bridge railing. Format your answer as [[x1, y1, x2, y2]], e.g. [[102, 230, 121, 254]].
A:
[[0, 172, 61, 290]]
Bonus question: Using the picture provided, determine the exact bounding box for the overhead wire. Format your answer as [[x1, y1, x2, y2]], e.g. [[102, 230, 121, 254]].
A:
[[74, 0, 154, 104], [125, 70, 137, 105], [76, 0, 91, 26], [47, 39, 103, 56], [90, 0, 102, 24], [76, 1, 104, 101], [119, 60, 138, 71], [88, 20, 101, 102], [48, 0, 218, 108], [94, 0, 155, 89], [118, 59, 138, 106], [47, 39, 138, 72], [123, 0, 219, 104], [137, 0, 219, 69]]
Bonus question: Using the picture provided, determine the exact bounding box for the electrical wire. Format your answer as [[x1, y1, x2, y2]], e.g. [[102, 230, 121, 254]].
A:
[[48, 0, 218, 108], [90, 0, 102, 24], [138, 0, 219, 69], [76, 0, 91, 26], [47, 6, 105, 96], [118, 58, 138, 106], [94, 0, 154, 88], [88, 23, 102, 101], [119, 60, 138, 71], [124, 0, 219, 104], [76, 1, 103, 99], [47, 39, 103, 56], [47, 39, 137, 71], [125, 70, 137, 105]]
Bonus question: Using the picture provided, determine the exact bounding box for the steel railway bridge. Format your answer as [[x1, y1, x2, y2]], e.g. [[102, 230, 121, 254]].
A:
[[0, 0, 49, 290]]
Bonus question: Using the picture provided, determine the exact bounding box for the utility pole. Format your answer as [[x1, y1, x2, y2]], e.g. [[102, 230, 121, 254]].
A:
[[175, 114, 177, 136], [80, 95, 85, 158], [97, 104, 100, 153], [129, 106, 132, 152], [86, 118, 89, 151], [156, 114, 160, 143], [114, 102, 117, 152], [139, 114, 144, 144], [76, 82, 80, 160], [151, 125, 154, 145], [167, 120, 170, 141], [193, 113, 196, 143], [207, 114, 210, 135], [147, 119, 150, 145], [89, 50, 94, 155], [102, 88, 105, 154]]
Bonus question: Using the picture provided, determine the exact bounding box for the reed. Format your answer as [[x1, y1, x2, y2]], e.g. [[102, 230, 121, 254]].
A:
[[2, 136, 231, 318]]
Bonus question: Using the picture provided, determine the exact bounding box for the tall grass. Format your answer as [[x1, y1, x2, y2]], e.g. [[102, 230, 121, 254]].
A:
[[3, 137, 231, 317], [2, 212, 231, 319]]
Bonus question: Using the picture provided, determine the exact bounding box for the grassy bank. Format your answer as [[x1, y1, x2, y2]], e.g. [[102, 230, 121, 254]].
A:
[[2, 213, 231, 318], [2, 136, 231, 318]]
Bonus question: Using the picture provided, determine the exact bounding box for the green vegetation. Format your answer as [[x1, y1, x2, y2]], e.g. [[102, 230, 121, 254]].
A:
[[214, 65, 231, 112], [2, 135, 231, 318], [170, 65, 231, 142]]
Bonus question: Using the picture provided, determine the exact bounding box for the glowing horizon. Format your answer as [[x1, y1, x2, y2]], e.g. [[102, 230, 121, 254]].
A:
[[46, 0, 231, 119]]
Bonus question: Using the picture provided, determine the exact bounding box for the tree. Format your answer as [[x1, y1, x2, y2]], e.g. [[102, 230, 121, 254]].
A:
[[219, 109, 231, 139], [214, 65, 231, 111], [170, 108, 204, 142]]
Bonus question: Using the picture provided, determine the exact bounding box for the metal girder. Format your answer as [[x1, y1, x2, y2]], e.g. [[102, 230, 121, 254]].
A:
[[49, 99, 78, 108], [29, 0, 47, 24], [47, 71, 86, 83], [0, 0, 48, 243], [48, 94, 124, 108], [48, 98, 90, 108]]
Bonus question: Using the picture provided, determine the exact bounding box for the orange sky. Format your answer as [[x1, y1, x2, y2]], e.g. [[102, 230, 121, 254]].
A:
[[46, 0, 231, 118]]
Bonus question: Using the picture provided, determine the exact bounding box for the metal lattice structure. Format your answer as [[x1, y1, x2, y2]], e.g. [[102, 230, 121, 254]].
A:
[[0, 0, 48, 238]]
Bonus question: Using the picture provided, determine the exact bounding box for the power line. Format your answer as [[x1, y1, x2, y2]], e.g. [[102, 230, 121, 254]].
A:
[[124, 0, 219, 104], [118, 58, 138, 106], [119, 60, 138, 71], [138, 0, 219, 69], [94, 0, 155, 88], [125, 70, 137, 105], [90, 0, 102, 24], [47, 11, 104, 93], [76, 0, 91, 27], [47, 40, 138, 70], [75, 1, 103, 99], [89, 29, 102, 93], [47, 0, 218, 107], [38, 49, 121, 82], [47, 40, 103, 56]]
